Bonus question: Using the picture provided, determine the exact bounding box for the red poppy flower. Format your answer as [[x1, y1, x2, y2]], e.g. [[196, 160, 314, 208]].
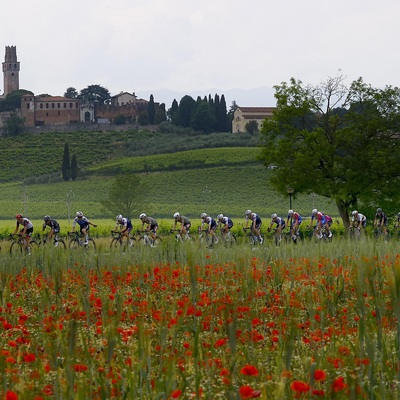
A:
[[239, 385, 260, 399], [332, 376, 347, 392], [171, 389, 182, 398], [5, 390, 18, 400], [314, 369, 327, 381], [240, 364, 259, 376]]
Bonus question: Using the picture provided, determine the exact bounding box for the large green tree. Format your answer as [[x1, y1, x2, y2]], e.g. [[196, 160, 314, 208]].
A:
[[101, 174, 145, 218], [259, 76, 400, 227], [78, 84, 111, 103]]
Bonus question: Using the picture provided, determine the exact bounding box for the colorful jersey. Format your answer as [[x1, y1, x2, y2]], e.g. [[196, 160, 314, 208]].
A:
[[288, 212, 302, 224], [219, 216, 233, 228], [72, 216, 90, 229], [246, 212, 262, 227], [271, 217, 286, 228], [17, 217, 33, 230], [375, 212, 388, 225], [43, 219, 60, 233], [352, 213, 367, 226], [202, 216, 217, 230], [311, 212, 326, 224], [116, 217, 133, 230]]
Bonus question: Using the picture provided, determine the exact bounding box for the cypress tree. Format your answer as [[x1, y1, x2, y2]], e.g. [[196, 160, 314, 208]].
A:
[[71, 154, 78, 181], [62, 143, 71, 181], [147, 94, 155, 124]]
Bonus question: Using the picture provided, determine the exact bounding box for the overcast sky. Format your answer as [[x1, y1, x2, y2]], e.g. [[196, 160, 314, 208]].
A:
[[1, 0, 400, 108]]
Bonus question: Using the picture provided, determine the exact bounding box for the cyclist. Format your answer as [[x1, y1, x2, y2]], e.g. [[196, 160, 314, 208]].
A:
[[395, 212, 400, 228], [139, 213, 158, 245], [244, 209, 263, 244], [42, 215, 61, 246], [200, 213, 218, 244], [72, 211, 97, 245], [113, 214, 133, 241], [350, 210, 367, 233], [374, 207, 388, 236], [217, 214, 233, 235], [287, 210, 302, 240], [13, 213, 34, 253], [172, 212, 191, 240], [311, 209, 332, 238], [268, 213, 286, 241]]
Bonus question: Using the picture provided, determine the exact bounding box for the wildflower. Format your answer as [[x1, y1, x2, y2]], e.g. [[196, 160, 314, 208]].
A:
[[314, 369, 326, 381], [240, 364, 259, 376], [5, 391, 18, 400], [74, 364, 88, 372], [171, 389, 182, 398], [291, 380, 310, 394], [332, 376, 347, 392], [23, 353, 36, 362], [239, 385, 260, 399]]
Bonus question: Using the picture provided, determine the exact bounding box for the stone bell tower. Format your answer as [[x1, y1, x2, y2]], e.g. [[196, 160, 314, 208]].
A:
[[2, 46, 20, 96]]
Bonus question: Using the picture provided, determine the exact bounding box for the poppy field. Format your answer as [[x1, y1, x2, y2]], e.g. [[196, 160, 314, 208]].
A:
[[0, 239, 399, 399]]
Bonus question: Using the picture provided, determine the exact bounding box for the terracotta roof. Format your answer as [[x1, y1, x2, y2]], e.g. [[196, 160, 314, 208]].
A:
[[238, 107, 275, 113]]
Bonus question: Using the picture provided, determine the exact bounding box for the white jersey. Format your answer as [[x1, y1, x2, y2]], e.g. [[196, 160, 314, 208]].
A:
[[352, 213, 366, 223]]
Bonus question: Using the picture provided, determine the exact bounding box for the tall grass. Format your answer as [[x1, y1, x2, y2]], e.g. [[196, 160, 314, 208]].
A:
[[0, 238, 399, 398]]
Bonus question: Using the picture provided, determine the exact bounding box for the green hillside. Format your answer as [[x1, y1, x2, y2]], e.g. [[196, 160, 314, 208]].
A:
[[0, 129, 336, 220]]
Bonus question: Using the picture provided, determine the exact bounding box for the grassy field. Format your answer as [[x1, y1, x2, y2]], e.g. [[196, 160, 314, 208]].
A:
[[0, 163, 336, 221]]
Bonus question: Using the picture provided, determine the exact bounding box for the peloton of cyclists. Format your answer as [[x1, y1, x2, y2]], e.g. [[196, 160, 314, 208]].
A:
[[244, 210, 263, 244], [172, 212, 192, 240], [13, 214, 34, 253], [42, 215, 61, 246], [72, 211, 97, 245]]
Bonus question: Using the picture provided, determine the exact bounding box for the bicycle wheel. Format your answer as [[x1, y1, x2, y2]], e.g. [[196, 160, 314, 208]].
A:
[[29, 240, 40, 252], [55, 239, 67, 250], [69, 239, 80, 250], [9, 241, 22, 255], [225, 233, 237, 247], [110, 237, 122, 250], [84, 239, 96, 251]]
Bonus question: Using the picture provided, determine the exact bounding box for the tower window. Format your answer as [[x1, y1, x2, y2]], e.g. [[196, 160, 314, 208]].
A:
[[46, 104, 49, 109], [64, 103, 66, 108], [70, 103, 73, 108], [52, 103, 55, 109], [57, 103, 60, 108], [40, 104, 43, 109]]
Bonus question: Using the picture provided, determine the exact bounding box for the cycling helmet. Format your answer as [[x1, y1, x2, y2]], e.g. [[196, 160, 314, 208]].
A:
[[271, 213, 277, 219], [376, 208, 382, 213], [200, 213, 207, 218], [76, 211, 83, 218], [173, 212, 180, 219], [288, 210, 293, 216], [116, 214, 123, 221], [351, 210, 358, 216], [245, 209, 252, 215], [398, 212, 400, 216], [139, 213, 146, 219], [44, 215, 51, 221], [16, 213, 22, 219], [217, 214, 224, 220], [312, 209, 318, 215]]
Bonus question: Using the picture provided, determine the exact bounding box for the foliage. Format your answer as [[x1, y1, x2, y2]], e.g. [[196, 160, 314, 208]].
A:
[[113, 114, 126, 125], [155, 103, 167, 124], [62, 143, 70, 181], [64, 87, 78, 99], [100, 174, 145, 219], [70, 154, 78, 181], [4, 112, 25, 136], [137, 111, 148, 125], [78, 84, 111, 104], [147, 94, 155, 124], [190, 101, 217, 133], [0, 89, 33, 112], [245, 120, 258, 134], [259, 75, 400, 227]]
